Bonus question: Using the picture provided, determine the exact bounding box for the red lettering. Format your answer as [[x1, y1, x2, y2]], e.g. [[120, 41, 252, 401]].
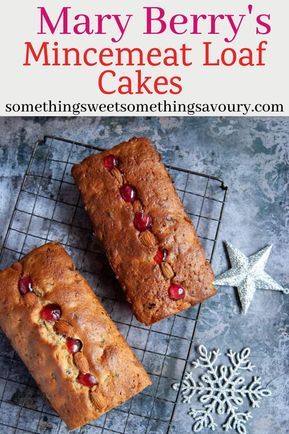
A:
[[98, 70, 116, 94], [154, 76, 169, 94], [99, 48, 114, 66], [83, 48, 97, 66], [136, 70, 153, 94], [23, 42, 50, 66], [203, 42, 219, 66], [221, 48, 237, 66], [170, 76, 182, 94]]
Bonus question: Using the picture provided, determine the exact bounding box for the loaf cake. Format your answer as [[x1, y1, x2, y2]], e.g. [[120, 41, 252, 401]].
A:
[[0, 243, 151, 430], [72, 137, 216, 325]]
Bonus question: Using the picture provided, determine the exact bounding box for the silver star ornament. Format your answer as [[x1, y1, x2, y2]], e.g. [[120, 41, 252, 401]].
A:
[[214, 242, 288, 313]]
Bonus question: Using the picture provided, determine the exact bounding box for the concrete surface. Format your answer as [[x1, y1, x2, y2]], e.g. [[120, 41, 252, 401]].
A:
[[0, 117, 288, 434]]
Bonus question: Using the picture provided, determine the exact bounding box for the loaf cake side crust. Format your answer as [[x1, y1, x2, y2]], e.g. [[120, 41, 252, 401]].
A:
[[0, 243, 151, 430], [72, 137, 216, 325]]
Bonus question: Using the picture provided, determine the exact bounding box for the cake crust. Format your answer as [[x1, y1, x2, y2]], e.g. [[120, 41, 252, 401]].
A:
[[72, 137, 216, 325], [0, 243, 151, 430]]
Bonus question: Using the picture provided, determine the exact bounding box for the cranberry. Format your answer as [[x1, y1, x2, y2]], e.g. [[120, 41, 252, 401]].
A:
[[168, 283, 186, 300], [66, 337, 82, 354], [103, 154, 118, 170], [40, 304, 62, 321], [134, 212, 152, 232], [154, 249, 168, 265], [77, 372, 97, 387], [18, 277, 33, 295], [120, 184, 137, 203]]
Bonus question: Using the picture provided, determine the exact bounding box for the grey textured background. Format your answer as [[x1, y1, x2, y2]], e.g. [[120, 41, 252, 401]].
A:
[[0, 117, 288, 434]]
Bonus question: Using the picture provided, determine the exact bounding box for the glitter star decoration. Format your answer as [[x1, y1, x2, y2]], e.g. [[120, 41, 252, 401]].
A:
[[214, 242, 288, 313]]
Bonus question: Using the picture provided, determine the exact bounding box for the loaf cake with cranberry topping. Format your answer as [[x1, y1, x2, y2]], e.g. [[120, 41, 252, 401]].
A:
[[0, 243, 151, 430], [72, 137, 216, 325]]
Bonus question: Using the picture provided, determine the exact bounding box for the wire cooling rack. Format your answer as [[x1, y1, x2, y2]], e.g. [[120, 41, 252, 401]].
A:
[[0, 136, 228, 434]]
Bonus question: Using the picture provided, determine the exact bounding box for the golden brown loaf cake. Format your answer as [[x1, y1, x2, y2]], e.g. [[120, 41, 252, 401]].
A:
[[0, 243, 151, 430], [72, 137, 216, 325]]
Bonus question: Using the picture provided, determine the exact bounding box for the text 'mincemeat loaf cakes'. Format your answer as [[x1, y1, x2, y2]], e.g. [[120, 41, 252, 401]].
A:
[[72, 137, 216, 325], [0, 243, 151, 430]]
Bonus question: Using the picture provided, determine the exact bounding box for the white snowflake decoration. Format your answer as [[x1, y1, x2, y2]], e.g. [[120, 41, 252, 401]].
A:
[[172, 345, 271, 434]]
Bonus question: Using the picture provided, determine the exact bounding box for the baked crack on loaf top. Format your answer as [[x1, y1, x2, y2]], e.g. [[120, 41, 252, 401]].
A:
[[0, 243, 151, 430], [72, 137, 216, 325]]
